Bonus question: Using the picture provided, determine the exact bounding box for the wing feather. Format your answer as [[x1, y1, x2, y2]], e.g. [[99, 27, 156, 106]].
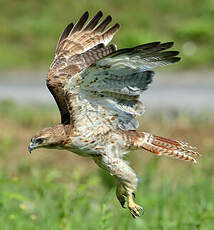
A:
[[56, 22, 74, 53], [56, 22, 119, 57], [47, 11, 119, 125], [93, 15, 112, 32], [46, 11, 180, 131], [69, 42, 180, 130], [53, 12, 119, 60], [69, 11, 89, 34], [83, 11, 103, 31]]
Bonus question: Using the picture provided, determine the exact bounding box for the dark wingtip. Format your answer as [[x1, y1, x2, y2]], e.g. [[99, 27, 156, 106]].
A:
[[80, 11, 89, 21], [172, 57, 181, 63], [82, 11, 89, 21], [170, 51, 180, 56], [83, 10, 104, 31], [114, 23, 120, 29], [160, 42, 174, 49], [105, 23, 120, 34], [134, 42, 161, 50], [93, 15, 113, 32], [97, 10, 103, 17], [71, 11, 89, 34], [83, 11, 89, 16], [56, 22, 74, 52], [162, 51, 180, 57], [106, 15, 112, 22]]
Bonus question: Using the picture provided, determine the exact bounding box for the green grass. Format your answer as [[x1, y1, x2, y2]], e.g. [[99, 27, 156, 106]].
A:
[[0, 167, 214, 230], [0, 101, 214, 229], [0, 0, 214, 70]]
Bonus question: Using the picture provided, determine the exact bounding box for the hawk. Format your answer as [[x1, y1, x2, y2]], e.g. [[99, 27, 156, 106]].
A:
[[28, 11, 199, 218]]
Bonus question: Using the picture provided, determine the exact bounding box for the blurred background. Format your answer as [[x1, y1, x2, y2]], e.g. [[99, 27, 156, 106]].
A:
[[0, 0, 214, 229]]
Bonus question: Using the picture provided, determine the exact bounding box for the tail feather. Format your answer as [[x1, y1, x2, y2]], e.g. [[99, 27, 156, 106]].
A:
[[134, 132, 200, 163]]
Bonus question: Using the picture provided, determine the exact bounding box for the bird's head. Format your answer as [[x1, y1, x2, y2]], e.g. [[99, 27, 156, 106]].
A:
[[28, 125, 66, 153]]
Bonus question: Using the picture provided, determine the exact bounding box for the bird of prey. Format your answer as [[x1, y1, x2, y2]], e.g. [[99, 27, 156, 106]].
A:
[[28, 11, 199, 218]]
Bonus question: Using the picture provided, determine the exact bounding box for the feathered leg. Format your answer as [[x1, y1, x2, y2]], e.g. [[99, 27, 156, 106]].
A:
[[93, 155, 144, 218]]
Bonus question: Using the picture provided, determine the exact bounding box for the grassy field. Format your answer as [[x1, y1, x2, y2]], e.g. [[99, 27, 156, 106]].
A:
[[1, 0, 214, 70], [1, 1, 213, 228], [0, 101, 214, 229]]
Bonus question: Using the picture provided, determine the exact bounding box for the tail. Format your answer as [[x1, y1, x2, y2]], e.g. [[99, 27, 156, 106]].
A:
[[133, 132, 200, 163]]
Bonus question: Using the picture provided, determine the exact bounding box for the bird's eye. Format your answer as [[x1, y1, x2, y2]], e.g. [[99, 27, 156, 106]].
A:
[[36, 138, 44, 144]]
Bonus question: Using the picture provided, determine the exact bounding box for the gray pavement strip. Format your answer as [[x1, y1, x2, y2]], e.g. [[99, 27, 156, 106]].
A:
[[0, 70, 213, 112]]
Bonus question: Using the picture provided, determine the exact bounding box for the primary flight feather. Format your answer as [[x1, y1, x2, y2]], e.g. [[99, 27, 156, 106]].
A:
[[28, 11, 199, 218]]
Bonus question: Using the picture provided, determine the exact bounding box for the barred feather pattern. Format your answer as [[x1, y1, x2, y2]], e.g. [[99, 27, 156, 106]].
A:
[[133, 132, 200, 163], [51, 11, 120, 70], [75, 42, 180, 130], [47, 11, 119, 124], [30, 11, 200, 218]]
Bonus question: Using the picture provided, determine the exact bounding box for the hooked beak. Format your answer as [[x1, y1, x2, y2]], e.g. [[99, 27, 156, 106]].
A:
[[28, 143, 35, 153]]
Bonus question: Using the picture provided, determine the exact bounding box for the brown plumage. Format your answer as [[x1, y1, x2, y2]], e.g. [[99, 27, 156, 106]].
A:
[[29, 11, 200, 218]]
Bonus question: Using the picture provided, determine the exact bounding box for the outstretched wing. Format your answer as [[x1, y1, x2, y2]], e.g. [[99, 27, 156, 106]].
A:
[[47, 11, 120, 124], [66, 42, 180, 130]]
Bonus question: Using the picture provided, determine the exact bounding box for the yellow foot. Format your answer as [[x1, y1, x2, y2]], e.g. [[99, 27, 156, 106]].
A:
[[128, 194, 144, 218]]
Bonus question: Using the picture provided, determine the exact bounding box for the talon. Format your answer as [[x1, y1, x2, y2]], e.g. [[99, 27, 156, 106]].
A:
[[131, 213, 137, 218], [129, 204, 144, 218], [128, 194, 144, 218], [117, 194, 126, 208], [116, 183, 127, 208], [120, 197, 126, 208], [141, 206, 144, 215]]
